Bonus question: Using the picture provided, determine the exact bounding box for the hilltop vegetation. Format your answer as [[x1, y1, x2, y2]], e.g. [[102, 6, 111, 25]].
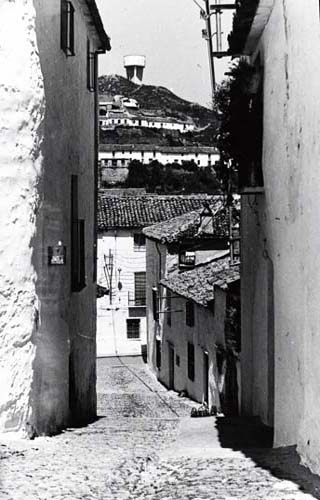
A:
[[98, 74, 219, 133]]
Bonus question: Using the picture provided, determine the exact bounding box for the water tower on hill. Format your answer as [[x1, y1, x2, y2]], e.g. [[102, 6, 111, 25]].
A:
[[124, 55, 146, 85]]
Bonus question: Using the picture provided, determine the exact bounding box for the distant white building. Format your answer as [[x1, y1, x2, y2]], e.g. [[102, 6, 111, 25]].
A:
[[99, 144, 219, 169], [99, 109, 195, 133]]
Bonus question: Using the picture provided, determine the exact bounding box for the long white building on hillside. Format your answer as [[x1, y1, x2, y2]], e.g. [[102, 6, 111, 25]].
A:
[[99, 111, 195, 133], [99, 144, 219, 169]]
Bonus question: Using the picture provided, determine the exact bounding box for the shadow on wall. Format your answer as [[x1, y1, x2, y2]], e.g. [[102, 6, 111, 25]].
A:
[[216, 417, 320, 499]]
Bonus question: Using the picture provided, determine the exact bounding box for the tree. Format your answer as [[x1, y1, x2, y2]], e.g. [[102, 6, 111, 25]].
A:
[[212, 59, 263, 192], [125, 159, 149, 188]]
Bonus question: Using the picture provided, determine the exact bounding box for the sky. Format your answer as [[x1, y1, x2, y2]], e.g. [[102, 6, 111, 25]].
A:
[[95, 0, 233, 108]]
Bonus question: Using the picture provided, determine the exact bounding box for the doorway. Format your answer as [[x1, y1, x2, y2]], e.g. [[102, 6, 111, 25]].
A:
[[168, 343, 175, 390], [203, 351, 209, 405]]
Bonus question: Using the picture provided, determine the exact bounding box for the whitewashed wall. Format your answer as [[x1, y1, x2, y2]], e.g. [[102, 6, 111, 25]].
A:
[[97, 230, 147, 356], [241, 0, 320, 474]]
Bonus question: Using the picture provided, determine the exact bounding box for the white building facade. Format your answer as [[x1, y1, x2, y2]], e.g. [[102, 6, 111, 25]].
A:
[[99, 145, 220, 168]]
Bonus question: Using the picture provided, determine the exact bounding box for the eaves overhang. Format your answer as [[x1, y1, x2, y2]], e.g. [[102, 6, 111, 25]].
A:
[[84, 0, 111, 52], [228, 0, 275, 56]]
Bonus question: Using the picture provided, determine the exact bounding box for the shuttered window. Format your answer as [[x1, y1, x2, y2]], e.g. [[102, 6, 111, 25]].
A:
[[87, 39, 96, 92], [127, 319, 140, 339], [134, 272, 146, 306], [61, 0, 75, 56], [186, 300, 195, 327]]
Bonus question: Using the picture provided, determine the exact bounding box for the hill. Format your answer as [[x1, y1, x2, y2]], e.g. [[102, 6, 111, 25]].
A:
[[98, 74, 218, 130]]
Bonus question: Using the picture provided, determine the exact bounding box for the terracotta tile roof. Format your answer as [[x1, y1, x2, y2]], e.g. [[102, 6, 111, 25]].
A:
[[161, 258, 240, 307], [97, 192, 217, 231], [143, 200, 239, 244]]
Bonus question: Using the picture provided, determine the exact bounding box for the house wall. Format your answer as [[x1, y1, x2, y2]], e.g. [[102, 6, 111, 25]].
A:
[[242, 0, 320, 472], [146, 239, 176, 368], [145, 237, 230, 408], [241, 195, 274, 427], [97, 230, 147, 356], [0, 0, 100, 435], [159, 291, 226, 408]]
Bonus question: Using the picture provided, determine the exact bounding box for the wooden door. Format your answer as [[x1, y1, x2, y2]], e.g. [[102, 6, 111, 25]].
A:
[[203, 351, 209, 405]]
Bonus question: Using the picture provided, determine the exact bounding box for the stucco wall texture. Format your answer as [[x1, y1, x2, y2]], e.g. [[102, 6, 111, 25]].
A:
[[0, 0, 100, 436], [242, 0, 320, 474]]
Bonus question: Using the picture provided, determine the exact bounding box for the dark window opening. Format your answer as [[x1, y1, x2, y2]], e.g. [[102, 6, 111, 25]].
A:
[[61, 0, 75, 56], [133, 232, 146, 250], [187, 342, 195, 381], [152, 287, 159, 321], [166, 289, 172, 326], [156, 339, 161, 369], [179, 250, 196, 268], [71, 175, 86, 292], [127, 319, 140, 339], [186, 300, 195, 327]]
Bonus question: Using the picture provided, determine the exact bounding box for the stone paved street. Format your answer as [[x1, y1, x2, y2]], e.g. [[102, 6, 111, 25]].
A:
[[1, 357, 320, 499]]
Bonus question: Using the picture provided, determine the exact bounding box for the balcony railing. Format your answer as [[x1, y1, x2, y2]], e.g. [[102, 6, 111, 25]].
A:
[[128, 291, 146, 307]]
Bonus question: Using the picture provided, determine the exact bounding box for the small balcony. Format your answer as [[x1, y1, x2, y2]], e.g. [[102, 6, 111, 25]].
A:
[[128, 291, 146, 318]]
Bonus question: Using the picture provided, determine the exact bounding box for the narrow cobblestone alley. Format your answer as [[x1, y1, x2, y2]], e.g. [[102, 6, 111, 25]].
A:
[[1, 357, 320, 500]]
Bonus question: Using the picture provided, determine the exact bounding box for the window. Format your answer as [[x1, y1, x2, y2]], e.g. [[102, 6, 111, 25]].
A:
[[61, 0, 75, 56], [152, 287, 159, 321], [230, 223, 241, 265], [127, 319, 140, 339], [156, 339, 161, 369], [166, 289, 172, 326], [186, 300, 195, 327], [112, 160, 117, 167], [179, 251, 195, 268], [187, 342, 195, 381], [87, 40, 96, 92], [133, 233, 146, 251], [134, 272, 146, 306], [71, 176, 86, 292]]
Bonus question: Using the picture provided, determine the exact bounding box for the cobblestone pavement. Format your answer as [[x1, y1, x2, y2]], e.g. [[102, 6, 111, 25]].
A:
[[1, 356, 320, 499]]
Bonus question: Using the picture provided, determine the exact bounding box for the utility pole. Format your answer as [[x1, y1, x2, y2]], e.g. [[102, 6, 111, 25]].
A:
[[108, 249, 113, 305], [204, 0, 216, 96]]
